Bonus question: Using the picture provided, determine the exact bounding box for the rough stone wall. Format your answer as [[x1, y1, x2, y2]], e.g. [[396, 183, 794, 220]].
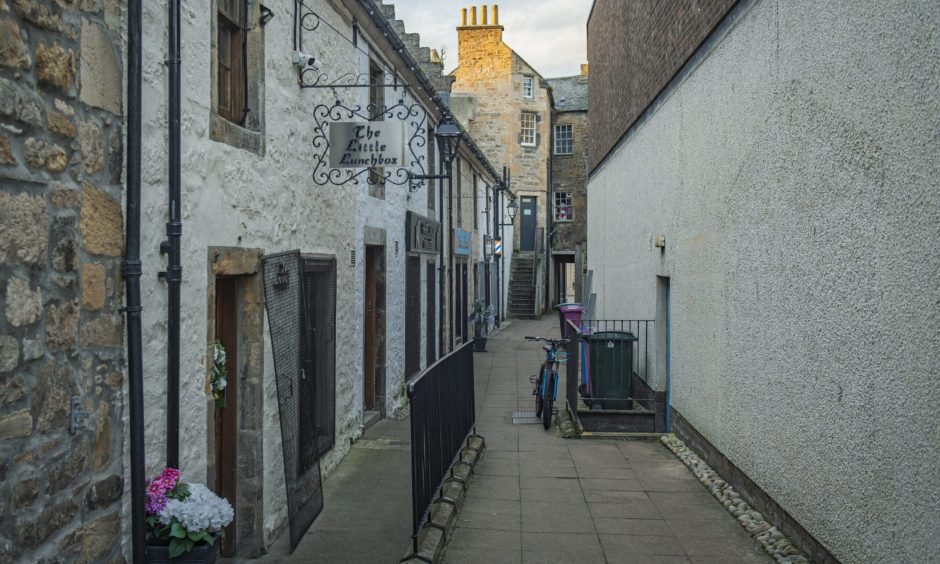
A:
[[550, 110, 587, 251], [587, 0, 736, 173], [586, 1, 940, 561], [0, 0, 126, 562], [451, 21, 551, 251]]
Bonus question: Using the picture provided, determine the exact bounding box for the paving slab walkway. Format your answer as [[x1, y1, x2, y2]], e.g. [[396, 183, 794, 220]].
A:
[[444, 316, 771, 564]]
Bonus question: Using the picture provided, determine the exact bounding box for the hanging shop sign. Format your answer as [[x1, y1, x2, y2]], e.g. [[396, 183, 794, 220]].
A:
[[483, 235, 493, 260], [406, 212, 441, 254], [453, 228, 472, 256], [328, 121, 406, 168]]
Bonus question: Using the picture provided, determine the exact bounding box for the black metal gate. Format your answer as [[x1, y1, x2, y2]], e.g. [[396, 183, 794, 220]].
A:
[[261, 251, 324, 551]]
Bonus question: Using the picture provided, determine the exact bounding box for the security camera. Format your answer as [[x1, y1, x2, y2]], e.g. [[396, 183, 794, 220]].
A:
[[292, 50, 321, 69]]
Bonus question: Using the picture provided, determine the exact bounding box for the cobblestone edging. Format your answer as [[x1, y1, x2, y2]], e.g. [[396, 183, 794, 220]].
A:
[[660, 435, 810, 564], [402, 435, 486, 563]]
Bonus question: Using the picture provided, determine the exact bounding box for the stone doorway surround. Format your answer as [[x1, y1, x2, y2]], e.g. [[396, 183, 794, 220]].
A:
[[205, 247, 265, 558]]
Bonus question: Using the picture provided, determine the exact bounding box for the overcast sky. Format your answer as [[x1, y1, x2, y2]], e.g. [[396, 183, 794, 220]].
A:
[[389, 0, 594, 78]]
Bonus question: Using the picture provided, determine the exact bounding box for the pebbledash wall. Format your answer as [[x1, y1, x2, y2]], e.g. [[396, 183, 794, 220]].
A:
[[0, 0, 127, 562], [587, 1, 939, 562]]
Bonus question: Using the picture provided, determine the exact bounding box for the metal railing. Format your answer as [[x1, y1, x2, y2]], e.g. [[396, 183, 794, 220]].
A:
[[565, 319, 656, 425], [406, 340, 476, 557]]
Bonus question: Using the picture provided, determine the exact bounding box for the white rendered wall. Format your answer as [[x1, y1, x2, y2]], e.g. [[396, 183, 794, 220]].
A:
[[136, 0, 440, 548], [587, 1, 939, 562]]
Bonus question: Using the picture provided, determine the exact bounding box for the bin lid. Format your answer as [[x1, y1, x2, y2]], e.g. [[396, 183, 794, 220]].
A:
[[557, 303, 582, 312], [583, 330, 637, 342]]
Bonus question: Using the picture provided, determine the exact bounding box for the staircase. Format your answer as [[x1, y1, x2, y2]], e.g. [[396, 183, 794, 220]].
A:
[[508, 256, 538, 319]]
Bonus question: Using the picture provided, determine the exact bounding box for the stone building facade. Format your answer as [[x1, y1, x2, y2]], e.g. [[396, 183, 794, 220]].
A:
[[0, 0, 127, 562], [587, 1, 939, 562], [546, 70, 588, 304], [132, 0, 501, 557], [450, 5, 552, 316]]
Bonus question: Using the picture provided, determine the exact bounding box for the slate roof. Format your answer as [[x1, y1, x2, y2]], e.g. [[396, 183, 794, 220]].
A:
[[547, 75, 589, 112]]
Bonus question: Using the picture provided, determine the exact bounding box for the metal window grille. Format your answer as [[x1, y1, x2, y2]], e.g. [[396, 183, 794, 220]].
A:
[[554, 191, 573, 221], [261, 250, 324, 551], [520, 112, 536, 147], [554, 124, 573, 155]]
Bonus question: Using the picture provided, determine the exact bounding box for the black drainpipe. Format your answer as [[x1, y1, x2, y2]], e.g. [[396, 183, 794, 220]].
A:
[[447, 171, 454, 350], [124, 0, 146, 560], [438, 172, 445, 359], [159, 0, 182, 468]]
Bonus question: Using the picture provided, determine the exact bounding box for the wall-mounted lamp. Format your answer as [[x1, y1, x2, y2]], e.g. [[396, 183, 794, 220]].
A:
[[408, 116, 464, 192], [499, 199, 518, 226], [259, 4, 275, 27]]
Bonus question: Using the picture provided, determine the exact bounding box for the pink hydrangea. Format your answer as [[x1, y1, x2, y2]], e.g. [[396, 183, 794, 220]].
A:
[[145, 467, 181, 514]]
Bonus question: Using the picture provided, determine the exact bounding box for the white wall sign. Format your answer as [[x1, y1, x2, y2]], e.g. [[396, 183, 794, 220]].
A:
[[328, 122, 405, 168]]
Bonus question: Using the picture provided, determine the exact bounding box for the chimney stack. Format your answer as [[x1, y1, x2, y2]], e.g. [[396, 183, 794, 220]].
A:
[[470, 6, 477, 25], [481, 5, 488, 25], [460, 8, 467, 26]]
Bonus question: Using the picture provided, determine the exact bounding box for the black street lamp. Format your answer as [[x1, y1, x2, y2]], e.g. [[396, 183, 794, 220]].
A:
[[409, 115, 463, 192], [501, 198, 518, 226]]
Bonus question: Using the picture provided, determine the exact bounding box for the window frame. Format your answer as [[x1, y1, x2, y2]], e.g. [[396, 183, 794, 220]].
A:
[[553, 191, 573, 222], [520, 112, 537, 147], [553, 124, 573, 155], [216, 0, 245, 125], [522, 75, 534, 99]]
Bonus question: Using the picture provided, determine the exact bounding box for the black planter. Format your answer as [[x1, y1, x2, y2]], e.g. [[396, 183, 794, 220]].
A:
[[146, 540, 219, 563], [473, 336, 487, 352]]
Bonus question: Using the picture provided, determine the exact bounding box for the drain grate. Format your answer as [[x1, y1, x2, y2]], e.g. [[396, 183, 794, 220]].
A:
[[511, 411, 541, 425]]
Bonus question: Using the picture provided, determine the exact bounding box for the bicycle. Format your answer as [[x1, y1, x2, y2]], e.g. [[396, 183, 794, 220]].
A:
[[525, 336, 568, 429]]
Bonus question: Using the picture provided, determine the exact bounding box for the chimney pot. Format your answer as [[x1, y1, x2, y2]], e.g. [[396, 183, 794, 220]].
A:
[[580, 63, 589, 76], [492, 5, 499, 26], [470, 6, 477, 26], [481, 5, 488, 25], [461, 8, 467, 26]]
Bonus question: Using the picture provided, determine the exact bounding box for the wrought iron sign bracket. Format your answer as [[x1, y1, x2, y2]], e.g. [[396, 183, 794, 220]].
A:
[[295, 0, 410, 91], [407, 172, 449, 193], [309, 98, 428, 187]]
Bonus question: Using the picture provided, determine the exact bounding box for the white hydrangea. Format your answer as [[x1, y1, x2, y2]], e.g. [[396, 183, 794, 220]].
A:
[[158, 484, 234, 532]]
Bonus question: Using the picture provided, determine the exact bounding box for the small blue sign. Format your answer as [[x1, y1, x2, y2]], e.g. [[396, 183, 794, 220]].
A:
[[453, 229, 472, 256]]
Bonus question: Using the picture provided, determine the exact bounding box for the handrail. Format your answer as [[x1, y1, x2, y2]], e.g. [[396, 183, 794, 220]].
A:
[[406, 340, 476, 559]]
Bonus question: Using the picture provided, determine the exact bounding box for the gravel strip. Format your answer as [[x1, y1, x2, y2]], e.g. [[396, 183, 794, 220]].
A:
[[660, 434, 810, 564]]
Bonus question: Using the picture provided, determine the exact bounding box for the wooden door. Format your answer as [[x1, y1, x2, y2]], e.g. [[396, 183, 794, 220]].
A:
[[426, 262, 436, 365], [214, 277, 238, 557], [520, 196, 537, 251], [405, 256, 421, 377], [363, 248, 377, 411]]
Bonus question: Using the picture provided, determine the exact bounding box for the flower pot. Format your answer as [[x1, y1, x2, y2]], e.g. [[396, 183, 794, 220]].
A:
[[146, 540, 220, 563], [473, 336, 487, 352]]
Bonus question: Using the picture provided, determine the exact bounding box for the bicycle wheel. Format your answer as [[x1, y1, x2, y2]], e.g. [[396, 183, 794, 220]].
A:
[[542, 371, 555, 429], [534, 367, 544, 417]]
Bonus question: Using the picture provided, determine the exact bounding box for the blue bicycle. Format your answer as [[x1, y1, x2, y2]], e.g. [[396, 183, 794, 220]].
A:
[[526, 336, 568, 429]]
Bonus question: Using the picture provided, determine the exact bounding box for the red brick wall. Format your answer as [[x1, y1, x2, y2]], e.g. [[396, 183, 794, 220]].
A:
[[587, 0, 737, 173]]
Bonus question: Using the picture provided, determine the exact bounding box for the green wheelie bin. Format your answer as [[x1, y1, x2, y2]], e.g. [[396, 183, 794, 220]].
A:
[[582, 331, 637, 410]]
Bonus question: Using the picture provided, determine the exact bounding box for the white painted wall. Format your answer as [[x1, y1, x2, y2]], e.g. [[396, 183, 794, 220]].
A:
[[587, 1, 939, 562], [136, 0, 443, 548]]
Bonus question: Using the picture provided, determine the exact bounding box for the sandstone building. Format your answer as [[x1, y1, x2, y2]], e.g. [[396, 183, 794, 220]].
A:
[[450, 5, 589, 316], [546, 68, 589, 304]]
